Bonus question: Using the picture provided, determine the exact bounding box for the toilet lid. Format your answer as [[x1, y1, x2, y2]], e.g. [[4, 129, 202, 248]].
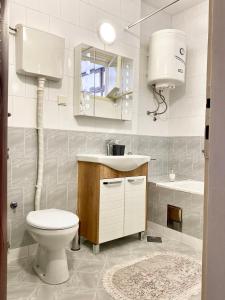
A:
[[26, 209, 79, 230]]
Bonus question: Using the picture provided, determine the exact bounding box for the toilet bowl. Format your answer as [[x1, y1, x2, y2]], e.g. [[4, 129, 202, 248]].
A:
[[26, 209, 79, 285]]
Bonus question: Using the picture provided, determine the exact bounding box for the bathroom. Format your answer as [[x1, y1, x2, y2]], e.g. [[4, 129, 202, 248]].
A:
[[0, 0, 216, 299]]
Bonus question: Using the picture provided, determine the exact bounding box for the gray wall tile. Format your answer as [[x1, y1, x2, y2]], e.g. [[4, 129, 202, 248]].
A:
[[10, 217, 34, 248], [57, 158, 76, 184], [8, 127, 24, 159], [68, 131, 86, 156], [43, 158, 58, 186], [46, 129, 68, 158], [67, 182, 77, 213], [137, 136, 149, 155], [11, 158, 37, 186], [86, 132, 108, 155], [23, 185, 35, 216], [24, 128, 37, 158], [168, 136, 204, 181], [7, 127, 205, 248], [46, 184, 68, 210]]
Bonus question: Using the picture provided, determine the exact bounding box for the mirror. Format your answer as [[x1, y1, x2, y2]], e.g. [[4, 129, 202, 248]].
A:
[[74, 44, 133, 120]]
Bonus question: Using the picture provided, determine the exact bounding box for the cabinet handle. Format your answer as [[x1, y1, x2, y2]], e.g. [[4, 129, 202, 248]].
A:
[[103, 181, 123, 185], [128, 178, 144, 183]]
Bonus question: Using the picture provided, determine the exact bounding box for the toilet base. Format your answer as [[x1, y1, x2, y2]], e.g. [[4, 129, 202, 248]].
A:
[[33, 245, 70, 285]]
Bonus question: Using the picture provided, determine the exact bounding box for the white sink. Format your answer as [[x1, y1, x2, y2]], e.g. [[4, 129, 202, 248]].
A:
[[76, 154, 150, 171]]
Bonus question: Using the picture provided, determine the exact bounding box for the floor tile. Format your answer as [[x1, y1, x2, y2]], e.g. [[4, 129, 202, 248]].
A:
[[7, 224, 202, 300]]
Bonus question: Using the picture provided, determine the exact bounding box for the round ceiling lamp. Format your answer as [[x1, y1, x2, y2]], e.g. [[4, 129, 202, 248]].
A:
[[98, 22, 116, 45]]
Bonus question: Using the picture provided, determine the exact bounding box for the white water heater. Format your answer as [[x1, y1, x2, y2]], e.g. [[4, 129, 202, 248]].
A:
[[148, 29, 186, 90]]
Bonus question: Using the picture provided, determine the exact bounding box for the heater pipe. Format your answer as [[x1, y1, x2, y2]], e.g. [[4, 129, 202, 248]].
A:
[[34, 77, 46, 211]]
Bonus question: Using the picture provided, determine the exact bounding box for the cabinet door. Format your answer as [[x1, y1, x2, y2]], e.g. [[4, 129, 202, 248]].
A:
[[124, 176, 146, 236], [99, 178, 125, 243]]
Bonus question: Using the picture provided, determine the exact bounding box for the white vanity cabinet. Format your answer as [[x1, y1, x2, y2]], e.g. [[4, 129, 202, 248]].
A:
[[77, 162, 148, 253], [124, 176, 146, 236], [99, 178, 125, 243], [99, 176, 146, 244]]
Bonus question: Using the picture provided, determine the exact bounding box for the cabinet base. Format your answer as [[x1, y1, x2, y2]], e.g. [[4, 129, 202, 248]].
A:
[[92, 233, 145, 254]]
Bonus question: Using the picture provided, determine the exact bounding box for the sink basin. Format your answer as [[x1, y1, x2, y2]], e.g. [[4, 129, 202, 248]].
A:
[[76, 154, 150, 171]]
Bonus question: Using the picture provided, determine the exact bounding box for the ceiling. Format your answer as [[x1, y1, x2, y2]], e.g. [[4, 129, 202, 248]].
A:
[[143, 0, 206, 14]]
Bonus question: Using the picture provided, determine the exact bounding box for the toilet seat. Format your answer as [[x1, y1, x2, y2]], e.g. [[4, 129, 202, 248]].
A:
[[26, 209, 79, 230]]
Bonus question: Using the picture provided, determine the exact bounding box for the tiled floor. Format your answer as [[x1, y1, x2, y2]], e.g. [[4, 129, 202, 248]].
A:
[[7, 226, 202, 300]]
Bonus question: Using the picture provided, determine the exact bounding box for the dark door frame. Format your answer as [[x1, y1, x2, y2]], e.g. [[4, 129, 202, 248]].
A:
[[0, 0, 8, 299]]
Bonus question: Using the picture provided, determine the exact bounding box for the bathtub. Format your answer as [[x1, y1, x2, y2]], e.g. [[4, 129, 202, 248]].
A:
[[155, 180, 204, 196], [148, 179, 204, 239]]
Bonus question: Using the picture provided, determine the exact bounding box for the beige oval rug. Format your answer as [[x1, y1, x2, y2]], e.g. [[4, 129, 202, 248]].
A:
[[103, 252, 201, 300]]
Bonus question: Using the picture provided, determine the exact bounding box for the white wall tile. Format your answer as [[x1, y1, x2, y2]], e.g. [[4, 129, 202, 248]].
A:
[[9, 35, 15, 66], [25, 76, 38, 99], [79, 1, 97, 32], [89, 0, 121, 17], [26, 8, 50, 31], [169, 0, 208, 136], [60, 0, 79, 25], [49, 16, 74, 49], [9, 2, 26, 27], [48, 75, 70, 102], [9, 65, 26, 97], [25, 0, 40, 10], [138, 0, 208, 137], [58, 104, 76, 130], [13, 0, 40, 10], [9, 0, 143, 134], [69, 25, 102, 49], [169, 116, 205, 136], [121, 0, 140, 22], [39, 0, 61, 18], [64, 49, 74, 77], [43, 100, 59, 129], [12, 97, 37, 128], [9, 0, 208, 137]]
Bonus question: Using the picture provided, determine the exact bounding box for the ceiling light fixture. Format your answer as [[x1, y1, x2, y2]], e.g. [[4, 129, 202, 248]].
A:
[[98, 22, 116, 45]]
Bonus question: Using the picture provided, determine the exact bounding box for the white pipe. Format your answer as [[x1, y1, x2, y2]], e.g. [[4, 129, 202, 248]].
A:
[[35, 77, 46, 211]]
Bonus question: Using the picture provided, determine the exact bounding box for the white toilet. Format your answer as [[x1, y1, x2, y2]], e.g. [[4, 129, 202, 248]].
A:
[[26, 208, 79, 285]]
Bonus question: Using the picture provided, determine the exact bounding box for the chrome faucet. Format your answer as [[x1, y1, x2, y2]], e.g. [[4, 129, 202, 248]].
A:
[[106, 139, 116, 156]]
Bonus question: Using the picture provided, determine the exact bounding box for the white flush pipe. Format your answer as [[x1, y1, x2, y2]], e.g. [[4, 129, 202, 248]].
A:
[[35, 77, 46, 211]]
